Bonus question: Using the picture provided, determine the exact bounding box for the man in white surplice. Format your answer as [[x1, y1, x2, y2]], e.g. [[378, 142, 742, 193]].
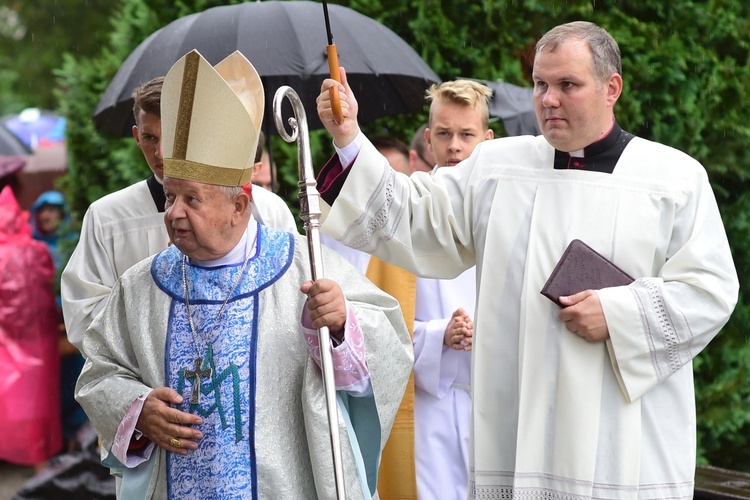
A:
[[313, 21, 739, 500]]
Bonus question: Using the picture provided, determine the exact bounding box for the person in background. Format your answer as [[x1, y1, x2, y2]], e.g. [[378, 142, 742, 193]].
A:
[[315, 21, 738, 499], [423, 80, 494, 168], [408, 123, 435, 174], [410, 79, 493, 500], [371, 136, 411, 175], [0, 185, 62, 469], [30, 190, 69, 270], [251, 130, 278, 192], [30, 190, 88, 452], [75, 49, 412, 499]]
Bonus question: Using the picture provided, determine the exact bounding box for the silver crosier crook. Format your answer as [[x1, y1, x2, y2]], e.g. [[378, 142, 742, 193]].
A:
[[272, 86, 346, 500]]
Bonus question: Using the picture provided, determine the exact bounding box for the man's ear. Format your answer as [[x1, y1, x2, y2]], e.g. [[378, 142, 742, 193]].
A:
[[132, 125, 140, 146], [408, 150, 419, 168], [606, 73, 623, 106], [235, 190, 251, 217]]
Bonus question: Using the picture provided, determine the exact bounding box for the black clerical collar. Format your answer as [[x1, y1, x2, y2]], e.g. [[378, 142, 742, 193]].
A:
[[553, 121, 634, 174], [146, 174, 166, 212]]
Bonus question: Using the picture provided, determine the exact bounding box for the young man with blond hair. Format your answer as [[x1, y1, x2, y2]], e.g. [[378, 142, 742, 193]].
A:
[[411, 79, 492, 500], [424, 80, 494, 168]]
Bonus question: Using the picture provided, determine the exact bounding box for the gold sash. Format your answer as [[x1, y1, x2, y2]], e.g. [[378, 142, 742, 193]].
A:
[[366, 256, 417, 499]]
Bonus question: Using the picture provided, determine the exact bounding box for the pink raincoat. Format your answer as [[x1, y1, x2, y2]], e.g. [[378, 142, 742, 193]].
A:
[[0, 185, 61, 465]]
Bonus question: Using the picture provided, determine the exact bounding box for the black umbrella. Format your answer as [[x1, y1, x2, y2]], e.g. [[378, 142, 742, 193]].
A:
[[94, 0, 440, 137], [482, 79, 540, 136]]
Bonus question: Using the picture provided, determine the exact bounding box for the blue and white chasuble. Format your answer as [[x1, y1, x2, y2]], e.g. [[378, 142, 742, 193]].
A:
[[78, 220, 414, 500], [152, 226, 292, 499]]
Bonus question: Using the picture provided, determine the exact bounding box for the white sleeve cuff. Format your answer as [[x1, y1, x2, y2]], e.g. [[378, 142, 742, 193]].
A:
[[334, 131, 365, 169]]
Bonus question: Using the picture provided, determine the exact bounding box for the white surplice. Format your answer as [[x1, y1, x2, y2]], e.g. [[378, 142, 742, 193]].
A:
[[61, 179, 298, 350], [320, 135, 738, 499], [413, 269, 475, 500]]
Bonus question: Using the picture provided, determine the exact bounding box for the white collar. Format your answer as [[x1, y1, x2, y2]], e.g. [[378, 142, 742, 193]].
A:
[[188, 218, 257, 267]]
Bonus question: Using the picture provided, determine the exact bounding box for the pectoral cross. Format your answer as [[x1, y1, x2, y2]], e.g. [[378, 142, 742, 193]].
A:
[[184, 357, 212, 405]]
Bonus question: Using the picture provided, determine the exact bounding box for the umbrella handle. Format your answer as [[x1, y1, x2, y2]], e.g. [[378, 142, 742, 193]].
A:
[[326, 45, 344, 124]]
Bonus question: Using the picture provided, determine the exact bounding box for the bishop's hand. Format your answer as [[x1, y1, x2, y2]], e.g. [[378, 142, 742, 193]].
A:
[[300, 278, 347, 341], [136, 387, 204, 455]]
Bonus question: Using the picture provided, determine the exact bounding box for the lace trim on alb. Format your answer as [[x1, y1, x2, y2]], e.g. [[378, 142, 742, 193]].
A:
[[641, 278, 681, 374]]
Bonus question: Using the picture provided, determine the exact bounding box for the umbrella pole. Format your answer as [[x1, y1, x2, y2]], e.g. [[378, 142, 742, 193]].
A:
[[272, 86, 346, 500]]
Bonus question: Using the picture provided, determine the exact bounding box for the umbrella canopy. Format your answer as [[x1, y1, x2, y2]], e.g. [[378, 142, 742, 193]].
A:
[[94, 0, 440, 137], [1, 108, 65, 149], [0, 123, 31, 156], [0, 156, 25, 178], [482, 79, 539, 136]]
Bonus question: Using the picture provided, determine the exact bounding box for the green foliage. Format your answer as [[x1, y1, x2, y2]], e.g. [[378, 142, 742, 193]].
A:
[[0, 0, 117, 113], [36, 0, 750, 471], [53, 0, 159, 219]]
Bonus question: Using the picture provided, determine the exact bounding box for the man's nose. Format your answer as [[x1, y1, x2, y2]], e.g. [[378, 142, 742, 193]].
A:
[[542, 88, 559, 108], [156, 139, 163, 159], [165, 201, 184, 220]]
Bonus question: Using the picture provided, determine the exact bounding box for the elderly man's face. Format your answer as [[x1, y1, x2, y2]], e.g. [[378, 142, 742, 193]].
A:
[[164, 177, 245, 261]]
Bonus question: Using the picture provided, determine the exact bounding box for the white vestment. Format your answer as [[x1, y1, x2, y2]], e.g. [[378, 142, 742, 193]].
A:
[[321, 233, 371, 275], [75, 226, 413, 499], [413, 269, 475, 500], [61, 179, 297, 350], [320, 136, 738, 499]]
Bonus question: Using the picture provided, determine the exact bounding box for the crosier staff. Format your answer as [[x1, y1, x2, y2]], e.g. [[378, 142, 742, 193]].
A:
[[273, 85, 346, 500]]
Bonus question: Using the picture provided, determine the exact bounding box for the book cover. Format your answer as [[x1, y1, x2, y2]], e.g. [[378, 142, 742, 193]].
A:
[[540, 239, 635, 307]]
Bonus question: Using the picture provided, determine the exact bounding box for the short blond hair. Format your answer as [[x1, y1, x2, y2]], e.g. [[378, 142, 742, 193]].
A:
[[426, 80, 492, 129]]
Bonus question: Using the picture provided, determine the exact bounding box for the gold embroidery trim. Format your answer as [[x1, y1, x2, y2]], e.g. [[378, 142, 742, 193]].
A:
[[164, 158, 252, 186], [174, 51, 200, 160]]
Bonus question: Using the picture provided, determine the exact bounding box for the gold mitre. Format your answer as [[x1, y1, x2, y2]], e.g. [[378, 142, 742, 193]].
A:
[[161, 49, 264, 186]]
